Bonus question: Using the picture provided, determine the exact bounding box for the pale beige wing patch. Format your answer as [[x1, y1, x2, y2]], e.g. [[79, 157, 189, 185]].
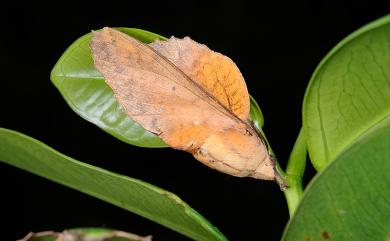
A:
[[150, 37, 250, 120]]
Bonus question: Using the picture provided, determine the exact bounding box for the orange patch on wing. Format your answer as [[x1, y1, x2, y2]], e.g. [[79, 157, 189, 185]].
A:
[[150, 37, 249, 119]]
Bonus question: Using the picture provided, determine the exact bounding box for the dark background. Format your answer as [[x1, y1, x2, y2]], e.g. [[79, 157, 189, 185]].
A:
[[0, 1, 389, 240]]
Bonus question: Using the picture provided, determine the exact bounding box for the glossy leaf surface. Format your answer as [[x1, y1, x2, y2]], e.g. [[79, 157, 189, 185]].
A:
[[303, 15, 390, 170], [283, 117, 390, 241], [0, 128, 227, 241]]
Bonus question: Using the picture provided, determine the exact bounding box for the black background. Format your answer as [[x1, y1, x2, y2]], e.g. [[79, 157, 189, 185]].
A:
[[1, 1, 389, 241]]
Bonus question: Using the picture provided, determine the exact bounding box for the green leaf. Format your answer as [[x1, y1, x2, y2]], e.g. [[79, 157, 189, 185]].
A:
[[23, 228, 152, 241], [303, 15, 390, 170], [50, 28, 168, 148], [68, 227, 151, 241], [0, 128, 227, 241], [249, 95, 264, 129], [51, 28, 265, 149], [28, 236, 56, 241], [282, 116, 390, 241]]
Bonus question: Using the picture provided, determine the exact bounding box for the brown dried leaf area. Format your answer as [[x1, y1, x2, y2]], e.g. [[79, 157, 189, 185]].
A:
[[19, 229, 152, 241], [90, 27, 275, 181]]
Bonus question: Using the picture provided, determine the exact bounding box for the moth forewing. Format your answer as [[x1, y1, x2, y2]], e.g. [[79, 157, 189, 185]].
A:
[[90, 27, 276, 182]]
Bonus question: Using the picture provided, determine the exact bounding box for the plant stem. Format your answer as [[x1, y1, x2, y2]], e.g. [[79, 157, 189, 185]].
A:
[[253, 118, 306, 212], [283, 127, 307, 217]]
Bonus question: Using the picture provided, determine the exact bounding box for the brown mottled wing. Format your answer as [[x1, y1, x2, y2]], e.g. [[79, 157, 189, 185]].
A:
[[150, 37, 250, 120], [90, 27, 242, 150]]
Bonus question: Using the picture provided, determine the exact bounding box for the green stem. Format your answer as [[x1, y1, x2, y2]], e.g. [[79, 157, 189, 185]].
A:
[[283, 127, 307, 217]]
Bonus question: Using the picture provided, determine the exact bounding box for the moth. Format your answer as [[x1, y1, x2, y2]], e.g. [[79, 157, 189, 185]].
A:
[[90, 27, 281, 183]]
